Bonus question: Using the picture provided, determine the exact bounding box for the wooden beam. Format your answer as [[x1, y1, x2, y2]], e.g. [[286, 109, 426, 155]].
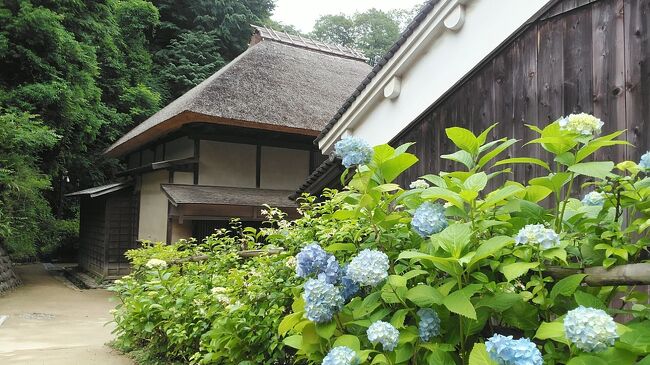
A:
[[546, 263, 650, 286], [105, 111, 319, 157], [256, 144, 262, 188]]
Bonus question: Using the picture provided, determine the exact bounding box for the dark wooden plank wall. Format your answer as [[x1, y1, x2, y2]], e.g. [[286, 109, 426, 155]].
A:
[[391, 0, 650, 188], [105, 189, 139, 278], [78, 189, 139, 278], [78, 196, 107, 276]]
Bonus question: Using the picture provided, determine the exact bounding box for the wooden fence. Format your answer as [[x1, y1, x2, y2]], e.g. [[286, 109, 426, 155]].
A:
[[391, 0, 650, 188]]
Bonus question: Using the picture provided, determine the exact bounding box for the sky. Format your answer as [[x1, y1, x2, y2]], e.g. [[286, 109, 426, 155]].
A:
[[271, 0, 423, 33]]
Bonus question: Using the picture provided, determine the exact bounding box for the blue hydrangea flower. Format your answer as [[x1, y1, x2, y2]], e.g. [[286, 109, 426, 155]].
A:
[[485, 334, 543, 365], [417, 308, 441, 341], [346, 249, 389, 287], [322, 255, 341, 284], [582, 191, 605, 206], [334, 136, 374, 168], [514, 224, 560, 250], [367, 321, 399, 351], [296, 243, 328, 277], [564, 306, 618, 352], [559, 113, 604, 136], [339, 265, 360, 301], [409, 179, 429, 189], [296, 243, 339, 283], [639, 151, 650, 170], [323, 346, 359, 365], [411, 202, 448, 237], [302, 277, 344, 323]]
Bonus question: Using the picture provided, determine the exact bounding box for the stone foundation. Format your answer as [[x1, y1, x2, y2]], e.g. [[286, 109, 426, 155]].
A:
[[0, 245, 20, 294]]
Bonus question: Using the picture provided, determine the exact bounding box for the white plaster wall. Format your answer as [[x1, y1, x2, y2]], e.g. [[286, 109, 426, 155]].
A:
[[165, 137, 194, 160], [260, 146, 309, 190], [137, 170, 169, 242], [171, 221, 193, 243], [322, 0, 550, 152], [199, 141, 256, 187], [173, 172, 194, 185]]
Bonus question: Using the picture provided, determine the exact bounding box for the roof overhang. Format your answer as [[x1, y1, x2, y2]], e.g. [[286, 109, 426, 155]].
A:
[[317, 0, 554, 153], [161, 184, 299, 222], [105, 111, 320, 158]]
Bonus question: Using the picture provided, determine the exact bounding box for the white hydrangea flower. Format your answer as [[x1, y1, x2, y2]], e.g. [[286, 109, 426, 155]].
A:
[[409, 179, 429, 189], [582, 191, 605, 206], [564, 306, 618, 352], [211, 287, 227, 294], [145, 258, 167, 269], [346, 249, 389, 287], [367, 321, 399, 351], [515, 224, 560, 250], [559, 113, 604, 136]]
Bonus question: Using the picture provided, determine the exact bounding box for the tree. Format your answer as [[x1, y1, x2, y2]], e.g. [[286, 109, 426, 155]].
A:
[[151, 0, 275, 101], [312, 14, 355, 48], [0, 111, 59, 259], [0, 0, 161, 258], [353, 9, 401, 63], [310, 8, 403, 64]]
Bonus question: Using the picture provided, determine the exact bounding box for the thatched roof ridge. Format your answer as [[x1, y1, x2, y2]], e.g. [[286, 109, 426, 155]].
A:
[[105, 33, 372, 157]]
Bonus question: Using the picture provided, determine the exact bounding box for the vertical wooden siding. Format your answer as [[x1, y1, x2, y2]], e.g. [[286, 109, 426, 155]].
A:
[[391, 0, 650, 187]]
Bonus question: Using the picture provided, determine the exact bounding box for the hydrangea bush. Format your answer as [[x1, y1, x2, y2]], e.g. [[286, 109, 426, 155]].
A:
[[280, 115, 650, 365], [112, 114, 650, 365]]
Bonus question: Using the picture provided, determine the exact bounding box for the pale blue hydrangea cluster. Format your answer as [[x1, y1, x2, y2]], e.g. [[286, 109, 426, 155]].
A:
[[639, 151, 650, 170], [411, 202, 448, 237], [323, 346, 359, 365], [334, 136, 374, 168], [302, 277, 344, 323], [485, 334, 543, 365], [417, 308, 441, 341], [582, 191, 605, 206], [296, 243, 339, 284], [564, 306, 618, 352], [515, 224, 560, 250], [339, 266, 360, 301], [346, 249, 389, 287], [409, 179, 429, 189], [367, 321, 400, 351], [559, 113, 604, 136]]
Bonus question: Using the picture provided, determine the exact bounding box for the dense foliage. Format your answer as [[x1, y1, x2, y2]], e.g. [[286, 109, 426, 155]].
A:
[[0, 0, 275, 258], [0, 111, 64, 259], [113, 114, 650, 364]]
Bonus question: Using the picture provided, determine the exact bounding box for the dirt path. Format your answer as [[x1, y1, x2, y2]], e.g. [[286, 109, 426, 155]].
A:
[[0, 264, 133, 365]]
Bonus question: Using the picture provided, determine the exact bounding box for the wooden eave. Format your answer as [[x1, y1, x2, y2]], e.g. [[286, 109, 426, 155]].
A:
[[105, 110, 320, 158], [116, 157, 198, 177]]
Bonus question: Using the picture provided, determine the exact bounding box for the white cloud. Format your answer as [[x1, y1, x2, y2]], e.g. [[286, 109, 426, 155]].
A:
[[271, 0, 423, 33]]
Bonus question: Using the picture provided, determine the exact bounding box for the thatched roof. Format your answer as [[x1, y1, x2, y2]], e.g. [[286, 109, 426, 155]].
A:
[[105, 28, 371, 157], [161, 184, 296, 208]]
